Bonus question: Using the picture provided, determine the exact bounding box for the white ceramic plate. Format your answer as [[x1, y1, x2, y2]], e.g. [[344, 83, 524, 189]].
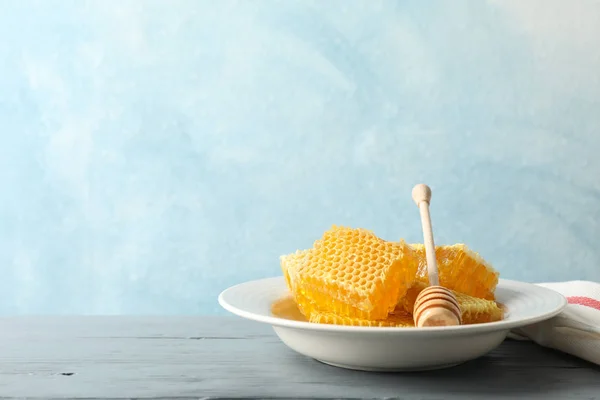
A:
[[218, 277, 567, 371]]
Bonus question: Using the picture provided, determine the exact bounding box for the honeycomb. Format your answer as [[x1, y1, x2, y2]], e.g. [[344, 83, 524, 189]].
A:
[[277, 226, 503, 328], [279, 250, 309, 292], [455, 292, 503, 324], [396, 281, 428, 314], [280, 250, 369, 318], [272, 289, 503, 327], [293, 284, 373, 319], [410, 243, 499, 300], [285, 226, 419, 320], [393, 282, 503, 324], [310, 310, 415, 327]]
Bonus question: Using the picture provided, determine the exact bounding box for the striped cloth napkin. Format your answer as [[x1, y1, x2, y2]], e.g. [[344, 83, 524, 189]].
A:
[[508, 280, 600, 365]]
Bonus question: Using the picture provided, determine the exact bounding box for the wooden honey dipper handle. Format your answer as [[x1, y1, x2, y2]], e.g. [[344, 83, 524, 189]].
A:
[[411, 184, 461, 327], [412, 184, 438, 286]]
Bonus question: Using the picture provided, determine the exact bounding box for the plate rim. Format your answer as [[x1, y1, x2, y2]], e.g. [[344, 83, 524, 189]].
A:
[[218, 276, 567, 336]]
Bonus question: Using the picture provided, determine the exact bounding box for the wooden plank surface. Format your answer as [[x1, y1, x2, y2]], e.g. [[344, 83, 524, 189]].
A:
[[0, 316, 598, 399]]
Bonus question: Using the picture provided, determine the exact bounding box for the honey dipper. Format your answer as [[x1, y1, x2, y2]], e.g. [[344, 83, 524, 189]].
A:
[[411, 184, 462, 327]]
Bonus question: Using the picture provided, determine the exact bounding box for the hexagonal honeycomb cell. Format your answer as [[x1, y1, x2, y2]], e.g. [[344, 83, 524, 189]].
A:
[[410, 243, 499, 300], [283, 226, 419, 320]]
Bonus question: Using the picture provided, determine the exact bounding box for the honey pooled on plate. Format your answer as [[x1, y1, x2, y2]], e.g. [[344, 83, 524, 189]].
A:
[[281, 226, 419, 320], [271, 295, 308, 322]]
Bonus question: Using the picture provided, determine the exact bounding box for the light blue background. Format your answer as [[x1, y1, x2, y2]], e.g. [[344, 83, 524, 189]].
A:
[[1, 1, 599, 315]]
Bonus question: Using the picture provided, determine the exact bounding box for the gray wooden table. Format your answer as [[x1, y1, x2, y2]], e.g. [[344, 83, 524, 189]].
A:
[[0, 316, 598, 399]]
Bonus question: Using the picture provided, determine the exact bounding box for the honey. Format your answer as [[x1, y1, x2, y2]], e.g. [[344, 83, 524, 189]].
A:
[[283, 226, 418, 320], [271, 294, 503, 327], [276, 225, 503, 327], [410, 244, 499, 300]]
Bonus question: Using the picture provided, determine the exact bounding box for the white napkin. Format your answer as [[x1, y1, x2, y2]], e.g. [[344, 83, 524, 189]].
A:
[[508, 280, 600, 365]]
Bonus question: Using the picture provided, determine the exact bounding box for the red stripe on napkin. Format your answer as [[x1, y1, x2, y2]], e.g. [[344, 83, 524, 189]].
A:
[[566, 296, 600, 311]]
